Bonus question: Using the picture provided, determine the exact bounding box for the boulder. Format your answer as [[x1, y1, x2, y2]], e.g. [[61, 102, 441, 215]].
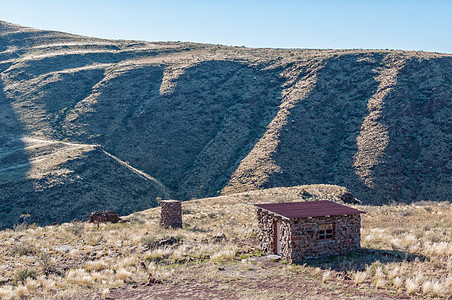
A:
[[88, 211, 119, 223], [339, 192, 359, 204]]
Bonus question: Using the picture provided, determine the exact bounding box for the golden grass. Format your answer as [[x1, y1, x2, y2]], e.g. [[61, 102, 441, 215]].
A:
[[352, 201, 452, 298], [321, 269, 332, 283], [0, 190, 450, 298], [352, 271, 367, 285]]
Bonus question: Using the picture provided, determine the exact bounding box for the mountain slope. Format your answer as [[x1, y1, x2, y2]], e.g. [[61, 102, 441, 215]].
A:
[[0, 134, 170, 229], [0, 20, 451, 226]]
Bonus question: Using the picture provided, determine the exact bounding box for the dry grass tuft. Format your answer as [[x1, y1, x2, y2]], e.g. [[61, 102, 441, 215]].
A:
[[84, 259, 108, 272], [116, 268, 133, 282], [374, 278, 387, 289], [431, 280, 443, 297], [422, 280, 432, 295], [0, 286, 15, 300], [392, 277, 403, 289], [322, 270, 332, 283], [405, 278, 418, 295], [210, 247, 238, 262], [352, 271, 367, 285], [66, 269, 94, 286]]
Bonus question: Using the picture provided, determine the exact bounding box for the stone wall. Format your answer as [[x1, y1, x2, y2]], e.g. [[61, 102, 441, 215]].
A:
[[289, 214, 361, 262], [256, 209, 291, 258], [160, 200, 182, 228], [256, 209, 361, 263], [256, 208, 275, 254]]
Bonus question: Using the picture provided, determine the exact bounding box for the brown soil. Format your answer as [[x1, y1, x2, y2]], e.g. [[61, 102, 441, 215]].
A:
[[85, 257, 408, 300]]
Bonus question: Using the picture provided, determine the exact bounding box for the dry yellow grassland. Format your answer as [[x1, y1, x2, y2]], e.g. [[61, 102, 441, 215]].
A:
[[0, 187, 450, 299]]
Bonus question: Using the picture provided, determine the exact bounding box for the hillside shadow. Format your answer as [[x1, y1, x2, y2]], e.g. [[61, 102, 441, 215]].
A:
[[0, 76, 33, 229], [86, 60, 284, 200], [33, 67, 106, 140], [171, 61, 285, 199], [0, 62, 170, 228], [303, 248, 429, 272], [370, 57, 452, 203], [175, 61, 283, 199], [268, 54, 384, 203], [20, 147, 168, 226]]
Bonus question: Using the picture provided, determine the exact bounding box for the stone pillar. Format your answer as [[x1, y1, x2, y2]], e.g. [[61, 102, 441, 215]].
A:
[[160, 200, 182, 228]]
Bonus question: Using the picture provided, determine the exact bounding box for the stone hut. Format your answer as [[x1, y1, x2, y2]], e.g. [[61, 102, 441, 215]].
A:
[[254, 200, 365, 263]]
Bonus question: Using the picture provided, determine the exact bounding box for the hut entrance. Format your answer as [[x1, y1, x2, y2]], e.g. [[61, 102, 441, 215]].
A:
[[274, 220, 281, 255]]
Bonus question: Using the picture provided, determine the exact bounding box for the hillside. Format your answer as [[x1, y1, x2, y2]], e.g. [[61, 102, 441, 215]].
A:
[[1, 20, 451, 226], [0, 134, 170, 229]]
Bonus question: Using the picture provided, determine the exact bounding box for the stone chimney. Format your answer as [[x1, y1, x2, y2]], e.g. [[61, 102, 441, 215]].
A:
[[160, 200, 182, 228]]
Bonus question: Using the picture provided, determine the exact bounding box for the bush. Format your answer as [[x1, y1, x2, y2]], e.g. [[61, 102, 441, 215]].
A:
[[10, 241, 34, 256], [38, 252, 58, 275], [15, 269, 37, 283], [13, 214, 31, 232], [141, 235, 184, 251], [140, 236, 159, 250], [68, 222, 84, 236]]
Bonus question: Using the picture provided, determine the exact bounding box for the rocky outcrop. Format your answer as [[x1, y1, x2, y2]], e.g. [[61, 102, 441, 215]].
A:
[[88, 211, 119, 223]]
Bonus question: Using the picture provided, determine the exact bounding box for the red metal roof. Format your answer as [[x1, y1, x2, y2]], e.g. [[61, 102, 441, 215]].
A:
[[254, 200, 365, 219]]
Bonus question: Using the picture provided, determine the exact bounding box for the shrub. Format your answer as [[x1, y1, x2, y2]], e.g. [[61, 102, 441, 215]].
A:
[[85, 233, 104, 246], [13, 214, 31, 232], [15, 269, 37, 284], [10, 241, 34, 256], [68, 222, 84, 236], [37, 252, 57, 275], [140, 236, 159, 250]]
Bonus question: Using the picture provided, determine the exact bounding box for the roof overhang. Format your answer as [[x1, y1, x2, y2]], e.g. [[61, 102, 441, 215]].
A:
[[254, 200, 365, 219]]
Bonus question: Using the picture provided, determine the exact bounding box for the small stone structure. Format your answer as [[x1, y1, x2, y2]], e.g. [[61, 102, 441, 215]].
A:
[[254, 200, 365, 263], [160, 200, 182, 228], [88, 211, 119, 223]]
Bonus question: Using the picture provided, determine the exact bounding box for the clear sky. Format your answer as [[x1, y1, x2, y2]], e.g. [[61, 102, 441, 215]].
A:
[[1, 0, 451, 53]]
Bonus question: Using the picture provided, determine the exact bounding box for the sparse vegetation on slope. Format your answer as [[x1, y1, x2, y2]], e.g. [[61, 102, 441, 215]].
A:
[[0, 187, 450, 299], [0, 20, 451, 227], [0, 135, 169, 229]]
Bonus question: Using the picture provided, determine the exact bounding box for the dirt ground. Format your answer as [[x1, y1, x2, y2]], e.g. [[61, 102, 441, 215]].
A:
[[82, 257, 408, 300]]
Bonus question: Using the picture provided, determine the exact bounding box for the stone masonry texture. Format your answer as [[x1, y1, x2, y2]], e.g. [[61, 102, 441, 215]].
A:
[[256, 209, 361, 263], [160, 200, 182, 228]]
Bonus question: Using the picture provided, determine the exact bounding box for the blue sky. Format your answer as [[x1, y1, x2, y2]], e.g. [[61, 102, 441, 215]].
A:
[[1, 0, 451, 53]]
